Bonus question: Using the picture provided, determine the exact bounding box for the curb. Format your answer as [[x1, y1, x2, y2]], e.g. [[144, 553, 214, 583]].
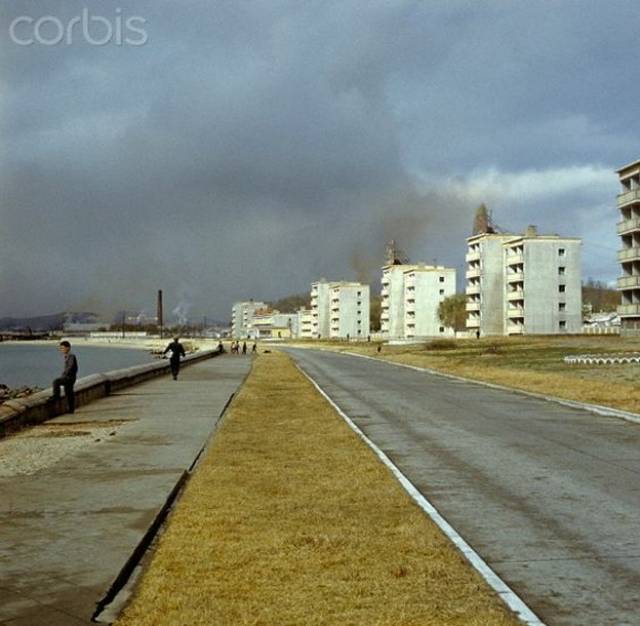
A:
[[294, 361, 545, 626]]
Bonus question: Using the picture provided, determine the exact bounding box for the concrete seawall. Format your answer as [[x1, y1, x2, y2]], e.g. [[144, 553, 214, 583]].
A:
[[0, 348, 222, 438]]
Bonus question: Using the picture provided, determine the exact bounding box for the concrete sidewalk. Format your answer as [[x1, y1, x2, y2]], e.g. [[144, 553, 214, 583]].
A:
[[0, 354, 251, 625]]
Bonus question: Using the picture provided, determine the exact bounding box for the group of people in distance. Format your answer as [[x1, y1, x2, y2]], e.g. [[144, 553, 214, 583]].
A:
[[229, 340, 256, 355]]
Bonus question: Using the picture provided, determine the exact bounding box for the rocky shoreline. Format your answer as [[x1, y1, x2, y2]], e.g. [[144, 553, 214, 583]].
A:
[[0, 384, 43, 404]]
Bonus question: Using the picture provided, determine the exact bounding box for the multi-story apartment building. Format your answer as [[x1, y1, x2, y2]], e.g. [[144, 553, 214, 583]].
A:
[[381, 264, 415, 338], [466, 228, 581, 336], [466, 234, 515, 335], [617, 159, 640, 335], [310, 280, 332, 338], [231, 300, 266, 338], [328, 282, 370, 339], [382, 263, 456, 339], [503, 231, 581, 335], [403, 266, 456, 338], [296, 308, 314, 339], [310, 280, 370, 339]]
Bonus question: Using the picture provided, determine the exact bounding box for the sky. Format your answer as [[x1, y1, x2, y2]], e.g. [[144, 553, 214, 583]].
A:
[[1, 0, 638, 321]]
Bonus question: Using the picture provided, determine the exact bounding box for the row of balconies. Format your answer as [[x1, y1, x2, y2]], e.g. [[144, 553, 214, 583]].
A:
[[618, 275, 640, 289], [618, 246, 640, 262], [617, 188, 640, 208], [619, 304, 640, 315], [617, 217, 640, 235]]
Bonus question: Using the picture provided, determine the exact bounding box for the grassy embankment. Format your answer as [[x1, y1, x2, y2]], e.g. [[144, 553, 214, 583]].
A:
[[117, 351, 520, 626], [302, 334, 640, 414]]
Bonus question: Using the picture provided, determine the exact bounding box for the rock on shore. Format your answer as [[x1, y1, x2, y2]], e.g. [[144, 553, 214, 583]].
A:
[[0, 383, 43, 404]]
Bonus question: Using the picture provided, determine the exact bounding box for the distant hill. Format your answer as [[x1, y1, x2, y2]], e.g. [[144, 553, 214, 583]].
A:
[[0, 312, 98, 331], [267, 293, 311, 313]]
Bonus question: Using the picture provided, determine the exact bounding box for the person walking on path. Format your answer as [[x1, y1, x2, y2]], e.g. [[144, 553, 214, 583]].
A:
[[242, 341, 247, 355], [252, 341, 257, 353], [164, 337, 186, 380], [52, 340, 78, 414]]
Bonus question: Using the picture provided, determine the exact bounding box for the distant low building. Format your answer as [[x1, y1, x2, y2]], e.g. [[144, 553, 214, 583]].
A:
[[63, 322, 109, 335], [246, 308, 296, 339]]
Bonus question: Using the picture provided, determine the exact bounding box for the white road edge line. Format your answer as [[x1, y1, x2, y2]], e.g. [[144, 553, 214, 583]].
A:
[[342, 351, 640, 426], [294, 361, 546, 626]]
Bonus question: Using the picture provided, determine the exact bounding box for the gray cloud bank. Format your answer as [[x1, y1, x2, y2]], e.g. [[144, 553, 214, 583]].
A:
[[1, 1, 639, 319]]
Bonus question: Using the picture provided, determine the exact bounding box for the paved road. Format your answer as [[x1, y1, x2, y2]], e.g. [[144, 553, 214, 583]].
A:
[[287, 348, 640, 626], [0, 355, 251, 625]]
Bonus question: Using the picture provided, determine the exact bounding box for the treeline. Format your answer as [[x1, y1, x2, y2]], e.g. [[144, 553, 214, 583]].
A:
[[582, 279, 618, 312], [267, 293, 311, 313]]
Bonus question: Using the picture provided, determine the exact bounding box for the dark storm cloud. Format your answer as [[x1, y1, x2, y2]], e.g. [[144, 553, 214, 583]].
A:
[[1, 1, 639, 319]]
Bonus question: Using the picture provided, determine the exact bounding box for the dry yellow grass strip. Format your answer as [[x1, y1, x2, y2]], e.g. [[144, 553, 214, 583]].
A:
[[117, 351, 520, 626]]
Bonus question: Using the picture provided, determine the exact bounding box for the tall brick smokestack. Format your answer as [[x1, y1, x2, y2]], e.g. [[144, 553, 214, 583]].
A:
[[157, 289, 164, 338]]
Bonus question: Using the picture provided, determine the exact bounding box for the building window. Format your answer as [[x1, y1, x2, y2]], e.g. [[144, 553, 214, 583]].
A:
[[559, 284, 566, 293], [559, 248, 565, 256], [559, 320, 566, 330], [439, 289, 444, 295], [439, 276, 445, 282], [558, 266, 565, 275], [439, 326, 445, 333], [559, 302, 566, 311]]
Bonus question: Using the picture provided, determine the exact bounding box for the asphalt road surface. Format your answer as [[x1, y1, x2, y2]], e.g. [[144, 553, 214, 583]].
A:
[[286, 348, 640, 626]]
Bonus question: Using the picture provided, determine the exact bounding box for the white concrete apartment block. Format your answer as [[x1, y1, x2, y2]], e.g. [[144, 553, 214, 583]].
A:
[[310, 280, 332, 339], [231, 300, 266, 338], [381, 264, 418, 339], [617, 159, 640, 335], [503, 234, 581, 335], [297, 308, 314, 338], [466, 234, 515, 336], [403, 267, 456, 339], [328, 282, 370, 339]]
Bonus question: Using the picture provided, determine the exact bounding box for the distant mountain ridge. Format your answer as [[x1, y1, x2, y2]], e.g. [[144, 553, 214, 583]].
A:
[[0, 312, 97, 331]]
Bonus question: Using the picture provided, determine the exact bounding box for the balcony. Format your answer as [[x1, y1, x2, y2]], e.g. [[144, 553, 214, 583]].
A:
[[507, 290, 524, 301], [505, 252, 524, 265], [618, 304, 640, 316], [467, 282, 480, 295], [507, 307, 525, 318], [466, 301, 480, 312], [507, 325, 524, 335], [618, 275, 640, 289], [617, 217, 640, 235], [618, 247, 640, 262], [381, 312, 389, 320], [466, 267, 481, 279], [465, 250, 480, 263], [466, 316, 480, 328], [617, 188, 640, 208], [381, 287, 389, 297], [506, 272, 524, 283]]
